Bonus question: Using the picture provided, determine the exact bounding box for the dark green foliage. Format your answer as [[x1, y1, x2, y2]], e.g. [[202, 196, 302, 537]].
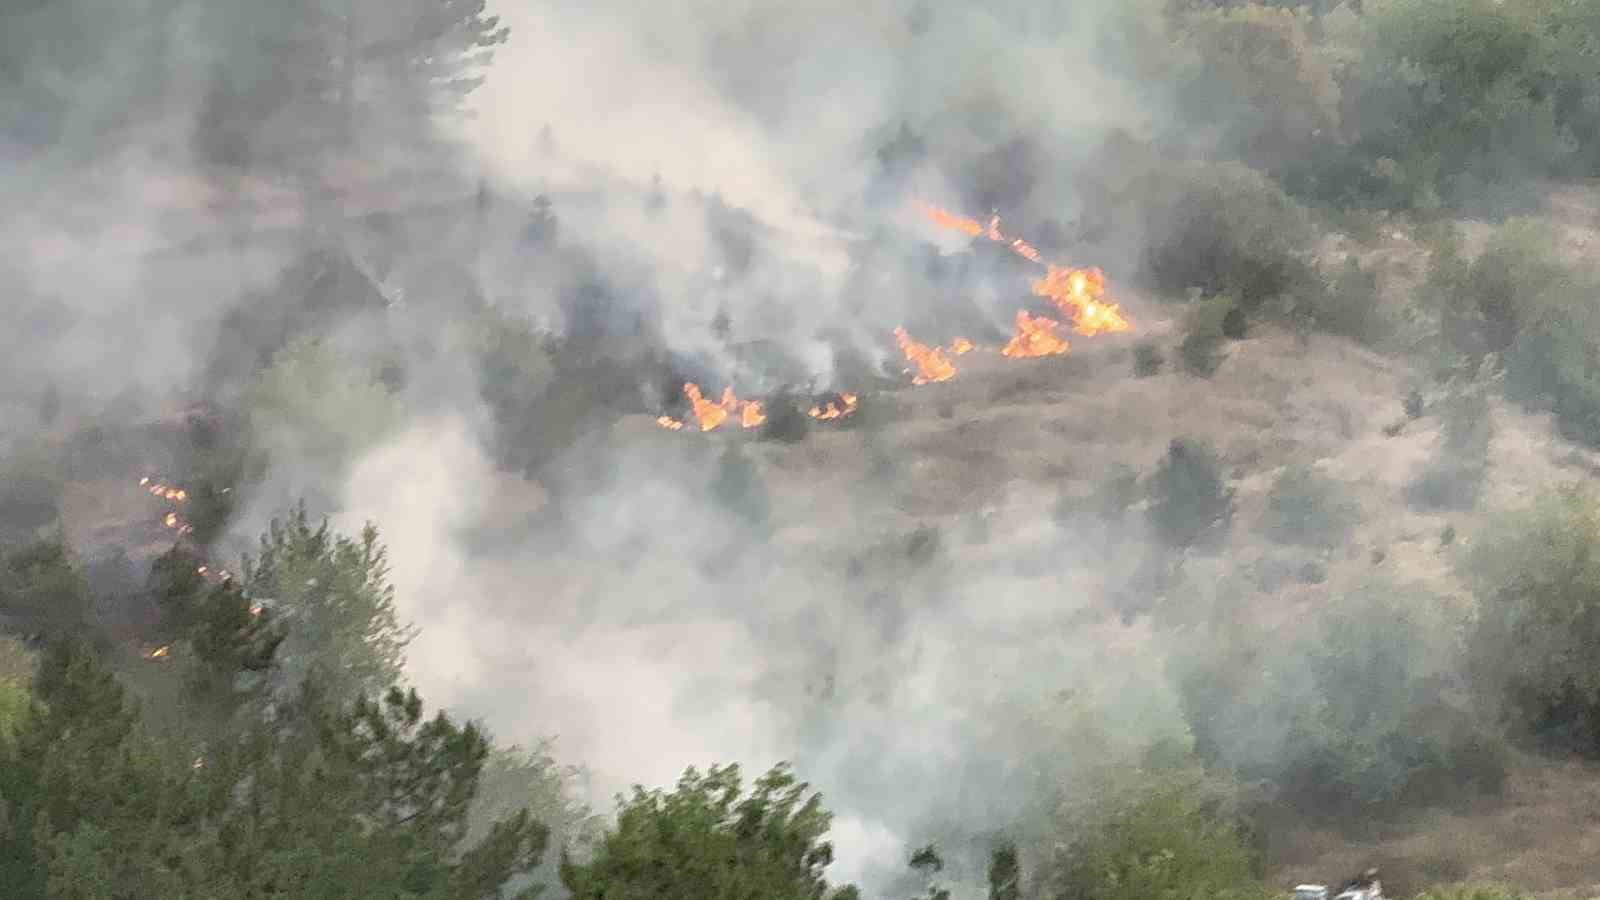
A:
[[1407, 390, 1494, 511], [1147, 438, 1233, 548], [560, 762, 858, 900], [1132, 341, 1164, 377], [987, 844, 1020, 900], [1042, 768, 1269, 900], [760, 390, 812, 444], [711, 445, 772, 530], [0, 640, 549, 899], [0, 538, 90, 639], [1260, 464, 1356, 547], [0, 443, 64, 544], [1172, 585, 1507, 814], [1141, 163, 1321, 315], [1469, 485, 1600, 755], [240, 504, 414, 706], [1317, 256, 1384, 344], [1180, 297, 1235, 377], [907, 845, 951, 900]]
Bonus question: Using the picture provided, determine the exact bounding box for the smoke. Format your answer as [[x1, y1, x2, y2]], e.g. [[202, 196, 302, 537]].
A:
[[3, 0, 1334, 896]]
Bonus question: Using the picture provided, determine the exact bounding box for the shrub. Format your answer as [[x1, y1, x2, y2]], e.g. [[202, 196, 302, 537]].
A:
[[1171, 4, 1341, 176], [1259, 464, 1357, 547], [1406, 390, 1493, 511], [1316, 256, 1384, 344], [1148, 438, 1233, 548], [759, 389, 811, 444], [0, 442, 65, 545], [1140, 162, 1321, 316], [1171, 583, 1507, 814], [1180, 297, 1236, 377], [1042, 766, 1271, 900], [1469, 484, 1600, 755], [1133, 341, 1164, 377], [711, 445, 771, 531]]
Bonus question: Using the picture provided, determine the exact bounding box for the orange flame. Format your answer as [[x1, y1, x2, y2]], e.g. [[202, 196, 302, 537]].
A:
[[808, 392, 860, 421], [917, 201, 1133, 337], [670, 383, 768, 432], [894, 327, 958, 385], [949, 337, 975, 356], [146, 645, 171, 660], [1032, 265, 1130, 337], [1002, 310, 1071, 358]]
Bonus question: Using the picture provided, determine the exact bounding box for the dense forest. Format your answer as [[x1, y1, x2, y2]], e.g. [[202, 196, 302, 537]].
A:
[[8, 0, 1600, 897]]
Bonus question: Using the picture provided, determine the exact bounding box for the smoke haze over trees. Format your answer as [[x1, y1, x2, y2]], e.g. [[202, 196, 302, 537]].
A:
[[10, 0, 1600, 897]]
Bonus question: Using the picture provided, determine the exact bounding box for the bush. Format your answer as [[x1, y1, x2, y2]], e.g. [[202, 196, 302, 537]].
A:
[[711, 445, 771, 531], [1259, 464, 1357, 547], [1172, 583, 1507, 814], [759, 389, 811, 444], [1469, 484, 1600, 754], [1148, 438, 1233, 548], [0, 442, 65, 545], [1141, 162, 1321, 316], [1133, 341, 1164, 377], [0, 539, 90, 639], [1171, 4, 1341, 176], [1180, 296, 1236, 377], [1406, 389, 1493, 511], [1316, 256, 1384, 344], [1042, 766, 1271, 900]]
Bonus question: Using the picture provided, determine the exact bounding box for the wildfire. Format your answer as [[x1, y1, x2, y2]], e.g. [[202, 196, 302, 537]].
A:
[[949, 337, 975, 356], [139, 476, 188, 503], [1032, 266, 1130, 336], [894, 327, 958, 385], [146, 645, 171, 660], [809, 392, 860, 421], [657, 383, 767, 432], [1002, 310, 1071, 359], [916, 201, 1132, 337]]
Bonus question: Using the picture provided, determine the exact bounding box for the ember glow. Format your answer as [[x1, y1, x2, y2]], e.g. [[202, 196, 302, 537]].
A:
[[1002, 310, 1071, 359], [808, 392, 860, 421], [146, 645, 171, 660], [140, 476, 188, 503], [893, 327, 958, 385]]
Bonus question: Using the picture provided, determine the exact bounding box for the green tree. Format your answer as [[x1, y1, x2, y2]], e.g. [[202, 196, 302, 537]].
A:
[[1147, 438, 1233, 548], [1470, 484, 1600, 753], [1042, 767, 1269, 900], [560, 762, 860, 900], [240, 504, 415, 708], [1, 639, 549, 899], [245, 336, 404, 478], [0, 538, 91, 639]]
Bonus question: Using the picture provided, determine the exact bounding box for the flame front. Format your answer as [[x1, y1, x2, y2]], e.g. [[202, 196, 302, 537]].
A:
[[949, 337, 975, 356], [1002, 310, 1071, 358], [1032, 266, 1130, 337], [894, 327, 958, 385], [809, 392, 859, 420], [918, 201, 1132, 337], [660, 383, 768, 432]]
